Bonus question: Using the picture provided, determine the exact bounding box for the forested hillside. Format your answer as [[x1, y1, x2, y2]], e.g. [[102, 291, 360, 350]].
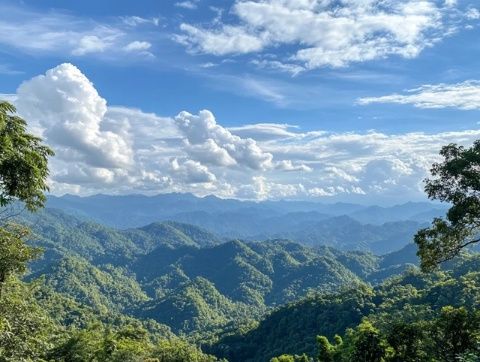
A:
[[47, 194, 437, 254], [11, 206, 475, 362], [210, 253, 480, 361], [14, 207, 417, 343], [0, 163, 478, 362]]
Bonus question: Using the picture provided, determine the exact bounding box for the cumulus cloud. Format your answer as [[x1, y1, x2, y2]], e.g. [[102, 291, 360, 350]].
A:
[[254, 128, 480, 201], [177, 0, 463, 70], [13, 64, 178, 192], [358, 81, 480, 109], [170, 158, 217, 184], [7, 63, 310, 199], [174, 110, 274, 170], [16, 64, 134, 169]]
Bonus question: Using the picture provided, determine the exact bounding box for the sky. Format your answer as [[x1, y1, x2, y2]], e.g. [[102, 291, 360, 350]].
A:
[[1, 0, 480, 204]]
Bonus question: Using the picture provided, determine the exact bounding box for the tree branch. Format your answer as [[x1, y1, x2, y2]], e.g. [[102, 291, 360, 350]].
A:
[[437, 237, 480, 265]]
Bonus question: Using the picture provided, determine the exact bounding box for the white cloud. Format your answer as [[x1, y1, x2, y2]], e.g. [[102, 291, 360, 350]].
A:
[[13, 64, 178, 193], [174, 110, 274, 170], [275, 160, 312, 172], [175, 1, 199, 10], [16, 63, 134, 169], [177, 0, 462, 69], [8, 63, 309, 199], [358, 80, 480, 109], [0, 93, 17, 103], [466, 7, 480, 20], [72, 35, 111, 55], [177, 23, 265, 55], [0, 4, 155, 59], [170, 158, 217, 184], [251, 59, 305, 76], [308, 186, 366, 197], [123, 41, 152, 52], [237, 176, 303, 200], [230, 123, 301, 141], [121, 16, 160, 27]]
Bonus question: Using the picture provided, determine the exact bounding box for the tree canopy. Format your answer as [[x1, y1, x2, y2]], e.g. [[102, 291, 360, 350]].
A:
[[415, 141, 480, 271], [0, 101, 54, 212]]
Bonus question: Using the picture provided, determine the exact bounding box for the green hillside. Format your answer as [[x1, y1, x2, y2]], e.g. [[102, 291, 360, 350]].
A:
[[209, 253, 480, 361], [12, 208, 419, 345]]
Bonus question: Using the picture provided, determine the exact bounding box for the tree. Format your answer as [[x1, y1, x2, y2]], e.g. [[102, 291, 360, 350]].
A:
[[0, 225, 41, 298], [0, 101, 51, 295], [386, 322, 427, 362], [348, 320, 390, 362], [0, 278, 57, 361], [430, 306, 480, 362], [317, 335, 342, 362], [270, 354, 311, 362], [415, 141, 480, 271], [0, 101, 54, 213], [0, 100, 55, 360]]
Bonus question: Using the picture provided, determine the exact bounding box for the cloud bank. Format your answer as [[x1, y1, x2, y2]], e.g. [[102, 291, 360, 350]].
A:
[[6, 63, 480, 202]]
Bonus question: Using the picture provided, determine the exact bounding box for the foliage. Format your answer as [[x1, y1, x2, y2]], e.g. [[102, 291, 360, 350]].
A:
[[0, 101, 53, 212], [211, 254, 480, 361], [415, 141, 480, 271], [17, 210, 409, 342], [0, 278, 58, 361], [48, 324, 220, 362], [0, 224, 41, 296], [270, 354, 311, 362]]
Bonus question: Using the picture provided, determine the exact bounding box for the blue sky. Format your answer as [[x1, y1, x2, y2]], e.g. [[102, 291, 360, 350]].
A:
[[1, 0, 480, 203]]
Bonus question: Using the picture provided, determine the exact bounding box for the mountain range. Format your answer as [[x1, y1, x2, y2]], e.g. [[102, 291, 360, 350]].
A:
[[46, 193, 447, 254], [19, 206, 418, 342]]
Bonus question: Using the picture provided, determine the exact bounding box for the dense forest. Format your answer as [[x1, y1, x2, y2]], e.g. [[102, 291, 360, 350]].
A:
[[210, 253, 480, 361], [5, 206, 480, 361], [2, 99, 480, 361], [20, 207, 415, 340]]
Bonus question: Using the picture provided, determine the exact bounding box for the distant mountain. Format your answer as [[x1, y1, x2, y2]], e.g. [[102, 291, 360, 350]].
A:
[[47, 193, 446, 229], [125, 221, 222, 249], [252, 215, 425, 254], [45, 193, 447, 254], [47, 193, 263, 228], [134, 239, 371, 308], [348, 202, 448, 224]]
